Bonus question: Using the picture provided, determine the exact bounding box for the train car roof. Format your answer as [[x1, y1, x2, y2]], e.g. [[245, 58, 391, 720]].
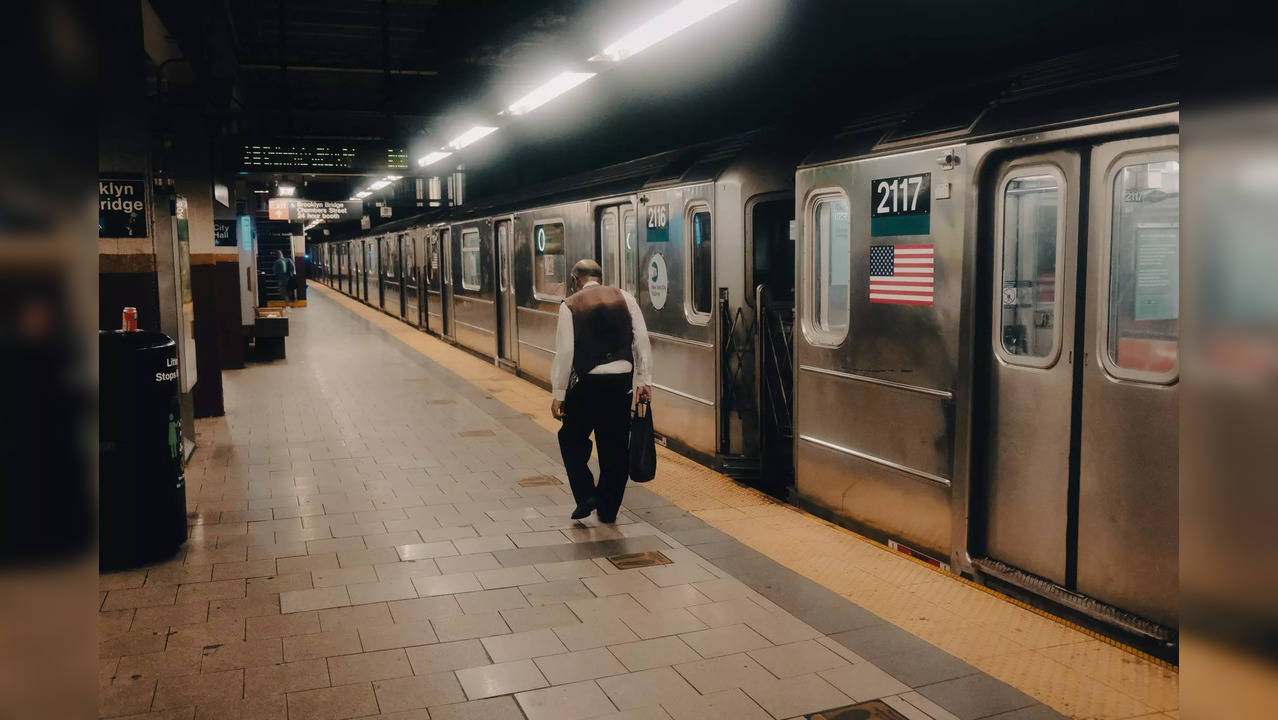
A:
[[321, 131, 769, 241], [799, 44, 1178, 168]]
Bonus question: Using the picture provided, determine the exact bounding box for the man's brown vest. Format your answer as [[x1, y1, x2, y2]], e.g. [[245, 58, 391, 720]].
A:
[[565, 284, 633, 377]]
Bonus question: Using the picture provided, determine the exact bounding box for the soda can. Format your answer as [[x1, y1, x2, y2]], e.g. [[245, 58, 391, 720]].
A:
[[122, 306, 138, 332]]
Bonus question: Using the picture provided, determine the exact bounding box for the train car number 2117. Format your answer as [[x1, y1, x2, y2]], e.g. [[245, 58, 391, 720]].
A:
[[870, 172, 931, 236]]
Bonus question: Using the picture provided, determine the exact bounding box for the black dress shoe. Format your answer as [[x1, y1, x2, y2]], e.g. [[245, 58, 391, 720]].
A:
[[570, 499, 596, 520]]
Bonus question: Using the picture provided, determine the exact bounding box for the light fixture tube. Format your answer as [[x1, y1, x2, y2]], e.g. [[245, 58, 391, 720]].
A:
[[418, 150, 453, 166], [507, 71, 596, 115], [447, 126, 498, 150], [596, 0, 740, 62]]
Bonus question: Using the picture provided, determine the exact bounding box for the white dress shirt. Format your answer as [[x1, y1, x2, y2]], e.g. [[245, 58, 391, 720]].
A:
[[551, 280, 653, 401]]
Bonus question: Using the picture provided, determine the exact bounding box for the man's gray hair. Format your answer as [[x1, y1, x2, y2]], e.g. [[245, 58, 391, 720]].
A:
[[571, 259, 602, 280]]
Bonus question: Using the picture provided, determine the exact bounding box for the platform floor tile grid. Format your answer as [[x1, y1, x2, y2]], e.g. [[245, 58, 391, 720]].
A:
[[96, 286, 1172, 719]]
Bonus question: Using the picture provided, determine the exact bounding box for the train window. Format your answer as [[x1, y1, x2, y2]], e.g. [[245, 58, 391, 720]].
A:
[[622, 209, 637, 295], [997, 170, 1063, 364], [1104, 156, 1179, 382], [688, 205, 712, 320], [600, 210, 619, 287], [811, 194, 850, 341], [533, 221, 566, 301], [428, 234, 441, 289], [460, 229, 481, 291], [404, 236, 416, 285], [496, 221, 510, 293]]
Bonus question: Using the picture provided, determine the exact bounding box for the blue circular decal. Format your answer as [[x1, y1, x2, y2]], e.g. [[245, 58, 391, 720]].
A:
[[647, 252, 668, 310]]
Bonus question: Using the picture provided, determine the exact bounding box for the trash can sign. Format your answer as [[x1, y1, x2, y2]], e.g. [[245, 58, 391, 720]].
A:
[[99, 331, 188, 568]]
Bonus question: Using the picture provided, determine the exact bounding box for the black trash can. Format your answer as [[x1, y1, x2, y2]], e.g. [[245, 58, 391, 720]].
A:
[[99, 330, 187, 569]]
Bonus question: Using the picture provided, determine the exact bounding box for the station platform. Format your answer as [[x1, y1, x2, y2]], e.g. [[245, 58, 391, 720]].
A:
[[98, 285, 1178, 720]]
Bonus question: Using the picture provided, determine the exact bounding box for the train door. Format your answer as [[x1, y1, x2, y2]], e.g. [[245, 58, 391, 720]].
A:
[[350, 240, 359, 297], [748, 195, 796, 488], [597, 206, 621, 287], [403, 232, 420, 325], [440, 228, 455, 339], [595, 203, 637, 291], [383, 236, 401, 314], [423, 230, 439, 334], [393, 234, 404, 318], [346, 242, 355, 296], [977, 138, 1178, 629], [393, 234, 406, 317], [1076, 136, 1178, 626], [331, 244, 339, 291], [621, 207, 638, 295], [982, 151, 1081, 586], [349, 242, 357, 297], [341, 243, 348, 294], [494, 219, 518, 365], [366, 239, 378, 305], [373, 237, 383, 309]]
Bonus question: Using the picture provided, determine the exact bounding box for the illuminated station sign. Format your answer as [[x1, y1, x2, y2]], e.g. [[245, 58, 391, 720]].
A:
[[238, 142, 408, 174], [267, 199, 363, 223]]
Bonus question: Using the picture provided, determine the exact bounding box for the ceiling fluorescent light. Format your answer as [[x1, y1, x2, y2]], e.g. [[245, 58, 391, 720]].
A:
[[418, 150, 453, 166], [355, 191, 371, 198], [385, 175, 402, 181], [368, 179, 391, 190], [277, 184, 296, 197], [448, 126, 498, 150], [596, 0, 740, 62], [507, 71, 596, 115]]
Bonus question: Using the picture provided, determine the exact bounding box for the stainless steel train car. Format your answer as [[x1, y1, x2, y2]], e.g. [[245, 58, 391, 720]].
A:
[[313, 50, 1179, 647], [319, 135, 798, 469], [791, 54, 1178, 643]]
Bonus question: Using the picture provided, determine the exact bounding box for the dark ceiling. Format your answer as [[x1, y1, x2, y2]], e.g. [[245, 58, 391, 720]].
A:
[[223, 0, 604, 142], [148, 0, 1179, 199], [150, 0, 629, 143]]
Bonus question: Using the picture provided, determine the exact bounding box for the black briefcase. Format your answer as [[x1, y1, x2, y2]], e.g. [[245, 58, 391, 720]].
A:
[[629, 399, 657, 483]]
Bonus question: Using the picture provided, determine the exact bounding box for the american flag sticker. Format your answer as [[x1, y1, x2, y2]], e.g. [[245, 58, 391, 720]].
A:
[[869, 244, 934, 306]]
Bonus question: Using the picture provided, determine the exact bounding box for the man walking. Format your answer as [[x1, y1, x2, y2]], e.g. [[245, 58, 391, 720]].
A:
[[551, 259, 652, 523], [272, 250, 296, 302]]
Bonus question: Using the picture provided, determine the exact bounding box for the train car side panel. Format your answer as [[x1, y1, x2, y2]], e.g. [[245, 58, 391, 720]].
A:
[[513, 201, 593, 385], [794, 146, 968, 557], [637, 183, 718, 457], [448, 219, 498, 358]]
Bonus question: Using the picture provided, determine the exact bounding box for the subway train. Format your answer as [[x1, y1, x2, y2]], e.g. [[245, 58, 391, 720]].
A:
[[311, 50, 1179, 649]]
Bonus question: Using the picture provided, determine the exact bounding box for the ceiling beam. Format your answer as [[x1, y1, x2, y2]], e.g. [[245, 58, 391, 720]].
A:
[[241, 63, 438, 76]]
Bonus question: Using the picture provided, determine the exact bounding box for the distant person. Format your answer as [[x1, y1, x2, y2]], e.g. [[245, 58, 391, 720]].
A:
[[272, 250, 296, 301], [551, 259, 652, 523]]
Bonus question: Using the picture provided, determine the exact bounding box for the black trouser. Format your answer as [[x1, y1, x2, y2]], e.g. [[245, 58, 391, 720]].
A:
[[557, 372, 632, 521]]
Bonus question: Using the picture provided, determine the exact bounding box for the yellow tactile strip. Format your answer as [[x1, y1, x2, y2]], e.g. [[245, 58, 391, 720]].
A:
[[309, 283, 1179, 719]]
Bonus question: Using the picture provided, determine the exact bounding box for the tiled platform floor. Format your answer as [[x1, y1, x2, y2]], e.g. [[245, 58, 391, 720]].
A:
[[98, 286, 1175, 719]]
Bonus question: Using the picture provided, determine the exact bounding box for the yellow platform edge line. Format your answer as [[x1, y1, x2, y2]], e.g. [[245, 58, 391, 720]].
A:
[[823, 516, 1179, 672], [305, 283, 1176, 676]]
